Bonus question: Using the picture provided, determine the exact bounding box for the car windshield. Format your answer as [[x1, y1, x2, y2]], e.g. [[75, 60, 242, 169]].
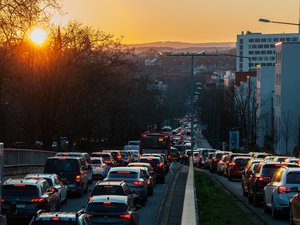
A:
[[3, 185, 39, 197], [108, 171, 138, 179], [86, 202, 127, 213], [91, 159, 102, 164], [92, 186, 125, 195], [235, 158, 250, 168], [262, 164, 285, 175], [44, 159, 79, 173]]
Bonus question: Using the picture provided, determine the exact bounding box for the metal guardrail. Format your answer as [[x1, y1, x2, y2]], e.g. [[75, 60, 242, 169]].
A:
[[3, 148, 55, 166]]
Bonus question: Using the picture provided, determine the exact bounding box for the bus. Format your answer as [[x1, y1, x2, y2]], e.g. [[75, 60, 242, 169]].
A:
[[139, 132, 171, 162]]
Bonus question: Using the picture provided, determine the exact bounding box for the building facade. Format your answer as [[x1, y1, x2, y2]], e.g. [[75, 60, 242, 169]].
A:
[[236, 32, 300, 72], [256, 66, 275, 148], [274, 42, 300, 155]]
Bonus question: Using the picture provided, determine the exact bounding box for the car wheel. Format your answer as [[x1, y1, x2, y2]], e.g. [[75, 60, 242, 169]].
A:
[[272, 199, 279, 219], [290, 205, 295, 225]]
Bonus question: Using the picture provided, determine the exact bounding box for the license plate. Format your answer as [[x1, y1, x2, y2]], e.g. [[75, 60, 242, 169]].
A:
[[16, 204, 25, 208]]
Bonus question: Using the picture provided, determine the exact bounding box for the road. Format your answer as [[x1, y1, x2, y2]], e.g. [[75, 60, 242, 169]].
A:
[[2, 162, 186, 225]]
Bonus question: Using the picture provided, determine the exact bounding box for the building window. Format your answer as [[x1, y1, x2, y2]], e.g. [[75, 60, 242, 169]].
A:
[[255, 39, 261, 42], [252, 45, 257, 49], [261, 38, 266, 42], [240, 45, 243, 50], [255, 51, 260, 54], [286, 38, 291, 41], [249, 51, 254, 55], [292, 37, 298, 41], [274, 38, 279, 42], [270, 44, 275, 48], [252, 57, 257, 61], [240, 39, 244, 44], [261, 51, 266, 54], [249, 39, 254, 42], [258, 44, 263, 48], [280, 38, 285, 42], [267, 50, 273, 54]]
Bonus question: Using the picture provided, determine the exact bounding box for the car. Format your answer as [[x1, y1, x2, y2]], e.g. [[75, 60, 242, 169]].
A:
[[88, 181, 136, 204], [225, 153, 250, 177], [139, 156, 165, 184], [264, 167, 300, 218], [90, 157, 109, 180], [273, 156, 292, 162], [102, 150, 124, 166], [128, 162, 156, 186], [142, 153, 169, 174], [55, 152, 93, 184], [84, 195, 139, 225], [28, 210, 92, 225], [44, 156, 89, 197], [216, 153, 230, 175], [91, 152, 116, 167], [210, 151, 231, 173], [247, 161, 299, 206], [1, 178, 59, 221], [120, 150, 132, 166], [129, 166, 154, 196], [193, 152, 200, 166], [104, 167, 148, 205], [227, 156, 251, 180], [241, 158, 263, 196], [197, 148, 217, 168], [289, 188, 300, 225], [25, 173, 68, 205], [170, 147, 180, 162]]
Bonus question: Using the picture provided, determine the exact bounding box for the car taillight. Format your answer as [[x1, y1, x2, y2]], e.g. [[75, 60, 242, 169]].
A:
[[120, 214, 131, 219], [157, 163, 164, 167], [87, 214, 93, 218], [117, 155, 122, 159], [133, 181, 144, 186], [257, 176, 270, 183], [31, 198, 45, 203], [88, 196, 92, 202], [278, 186, 290, 194], [51, 217, 61, 221], [230, 162, 236, 166], [213, 158, 218, 162], [147, 179, 151, 185], [0, 198, 5, 203], [167, 155, 170, 159], [75, 175, 81, 182]]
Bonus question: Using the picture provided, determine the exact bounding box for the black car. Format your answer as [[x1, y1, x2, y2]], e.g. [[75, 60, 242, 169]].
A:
[[84, 195, 139, 225], [44, 156, 89, 197], [2, 178, 59, 223], [139, 156, 165, 184]]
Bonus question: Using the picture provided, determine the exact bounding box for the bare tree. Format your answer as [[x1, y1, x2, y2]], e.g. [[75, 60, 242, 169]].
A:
[[280, 111, 295, 155]]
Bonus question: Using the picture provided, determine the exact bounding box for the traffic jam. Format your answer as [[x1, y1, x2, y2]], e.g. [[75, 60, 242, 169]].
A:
[[0, 129, 179, 225], [196, 147, 300, 224]]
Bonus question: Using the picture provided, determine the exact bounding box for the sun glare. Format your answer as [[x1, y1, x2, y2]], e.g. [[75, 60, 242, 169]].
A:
[[29, 28, 47, 45]]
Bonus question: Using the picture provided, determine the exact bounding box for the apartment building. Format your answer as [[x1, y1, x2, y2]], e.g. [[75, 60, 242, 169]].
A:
[[274, 42, 300, 155], [236, 32, 300, 72]]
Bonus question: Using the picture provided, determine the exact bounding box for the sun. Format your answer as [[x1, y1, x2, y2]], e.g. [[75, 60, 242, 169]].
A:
[[29, 28, 48, 45]]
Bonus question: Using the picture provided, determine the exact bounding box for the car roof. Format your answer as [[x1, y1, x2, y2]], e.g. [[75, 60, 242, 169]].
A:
[[140, 156, 161, 160], [109, 167, 141, 172], [281, 167, 300, 172], [4, 178, 46, 185], [95, 180, 126, 186], [47, 156, 81, 160], [128, 162, 151, 167], [34, 212, 78, 220], [233, 156, 251, 160], [89, 195, 128, 204], [25, 173, 57, 179]]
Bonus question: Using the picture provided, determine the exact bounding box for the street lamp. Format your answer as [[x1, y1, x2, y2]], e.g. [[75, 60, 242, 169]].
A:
[[164, 51, 205, 162], [259, 18, 300, 32]]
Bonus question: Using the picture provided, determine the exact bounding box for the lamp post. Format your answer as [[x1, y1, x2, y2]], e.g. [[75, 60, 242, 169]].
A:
[[259, 18, 300, 33], [165, 51, 206, 162]]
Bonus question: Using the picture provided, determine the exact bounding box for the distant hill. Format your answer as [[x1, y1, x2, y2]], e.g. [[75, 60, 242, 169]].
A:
[[125, 41, 235, 49]]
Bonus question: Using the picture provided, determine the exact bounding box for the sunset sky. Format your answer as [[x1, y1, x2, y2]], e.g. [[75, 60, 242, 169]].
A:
[[60, 0, 300, 44]]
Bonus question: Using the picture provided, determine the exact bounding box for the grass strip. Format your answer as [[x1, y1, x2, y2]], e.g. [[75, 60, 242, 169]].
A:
[[195, 171, 255, 225]]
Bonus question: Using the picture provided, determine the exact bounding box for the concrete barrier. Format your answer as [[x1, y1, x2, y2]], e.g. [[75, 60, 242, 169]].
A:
[[181, 157, 197, 225]]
